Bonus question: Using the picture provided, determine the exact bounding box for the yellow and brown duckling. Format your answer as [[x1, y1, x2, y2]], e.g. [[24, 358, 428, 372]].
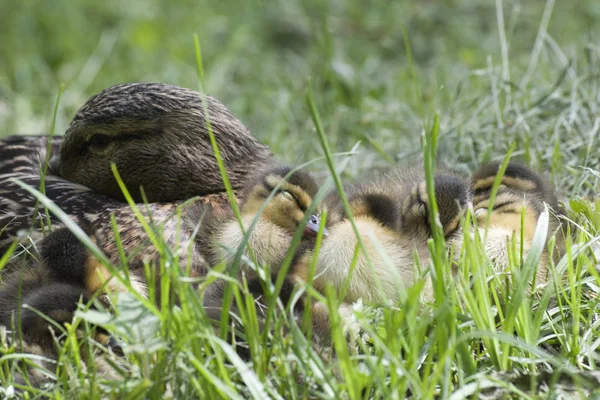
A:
[[293, 169, 471, 306], [0, 227, 121, 386], [1, 226, 114, 342], [471, 162, 567, 284], [400, 172, 471, 243], [0, 82, 272, 256], [191, 165, 324, 317], [199, 165, 321, 271], [0, 282, 119, 389], [267, 170, 471, 345]]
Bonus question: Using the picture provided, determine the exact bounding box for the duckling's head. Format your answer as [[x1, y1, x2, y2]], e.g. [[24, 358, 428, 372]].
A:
[[471, 162, 560, 212], [240, 166, 321, 236], [400, 173, 471, 240], [52, 83, 272, 203]]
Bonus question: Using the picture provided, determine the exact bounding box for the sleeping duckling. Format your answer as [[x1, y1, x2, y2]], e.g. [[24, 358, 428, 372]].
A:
[[471, 162, 566, 283], [0, 226, 119, 347], [275, 171, 470, 345], [0, 274, 101, 349], [400, 172, 472, 242], [195, 166, 323, 317], [0, 225, 128, 390], [202, 165, 320, 271], [44, 223, 150, 299], [0, 274, 120, 388], [295, 170, 471, 305]]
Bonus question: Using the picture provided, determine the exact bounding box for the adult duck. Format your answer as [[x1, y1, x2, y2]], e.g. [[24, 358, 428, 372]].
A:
[[0, 82, 273, 256]]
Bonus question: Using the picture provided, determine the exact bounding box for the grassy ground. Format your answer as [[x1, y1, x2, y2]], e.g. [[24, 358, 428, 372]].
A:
[[1, 0, 600, 398]]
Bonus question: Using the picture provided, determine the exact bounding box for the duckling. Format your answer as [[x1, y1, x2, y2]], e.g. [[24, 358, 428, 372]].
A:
[[471, 162, 567, 283], [0, 275, 100, 349], [23, 222, 148, 299], [200, 166, 320, 270], [1, 82, 272, 255], [400, 172, 472, 242], [0, 226, 126, 390], [0, 226, 117, 347], [271, 170, 470, 346], [0, 276, 120, 389], [194, 166, 323, 315], [295, 170, 471, 305]]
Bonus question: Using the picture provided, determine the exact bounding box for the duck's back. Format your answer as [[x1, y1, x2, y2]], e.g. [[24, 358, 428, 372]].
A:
[[0, 135, 235, 276], [0, 135, 62, 175], [0, 135, 118, 252]]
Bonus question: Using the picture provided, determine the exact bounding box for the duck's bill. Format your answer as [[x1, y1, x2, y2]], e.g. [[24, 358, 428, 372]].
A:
[[304, 215, 329, 237]]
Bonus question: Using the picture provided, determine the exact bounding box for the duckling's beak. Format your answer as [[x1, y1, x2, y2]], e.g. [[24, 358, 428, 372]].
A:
[[304, 214, 328, 237]]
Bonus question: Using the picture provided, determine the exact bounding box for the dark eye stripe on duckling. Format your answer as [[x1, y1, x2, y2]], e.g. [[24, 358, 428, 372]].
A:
[[472, 163, 543, 196], [403, 177, 469, 238], [403, 184, 428, 220], [401, 183, 431, 234], [473, 191, 527, 215]]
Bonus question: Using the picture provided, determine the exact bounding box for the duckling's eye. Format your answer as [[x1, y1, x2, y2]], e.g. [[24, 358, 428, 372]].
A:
[[417, 202, 427, 218], [87, 134, 112, 153], [281, 190, 295, 202]]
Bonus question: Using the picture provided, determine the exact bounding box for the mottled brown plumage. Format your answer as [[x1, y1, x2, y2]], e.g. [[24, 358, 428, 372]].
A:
[[53, 83, 273, 203], [0, 83, 273, 258]]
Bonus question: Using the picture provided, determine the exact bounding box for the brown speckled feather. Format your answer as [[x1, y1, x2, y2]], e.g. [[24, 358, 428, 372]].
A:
[[0, 135, 235, 268]]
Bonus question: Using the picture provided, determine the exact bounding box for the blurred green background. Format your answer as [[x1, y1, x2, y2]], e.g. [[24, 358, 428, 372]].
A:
[[1, 0, 599, 193]]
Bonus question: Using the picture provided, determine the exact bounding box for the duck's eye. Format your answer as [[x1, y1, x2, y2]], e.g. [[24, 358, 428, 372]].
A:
[[87, 134, 112, 153]]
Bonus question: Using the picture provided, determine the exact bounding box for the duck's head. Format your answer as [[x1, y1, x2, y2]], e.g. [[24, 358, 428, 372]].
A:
[[240, 166, 324, 238], [51, 83, 272, 203], [400, 173, 471, 240]]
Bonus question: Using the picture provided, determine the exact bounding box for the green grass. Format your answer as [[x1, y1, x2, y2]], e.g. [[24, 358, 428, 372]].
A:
[[2, 0, 600, 398]]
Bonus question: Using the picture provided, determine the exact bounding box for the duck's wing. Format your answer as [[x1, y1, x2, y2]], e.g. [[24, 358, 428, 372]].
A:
[[0, 135, 234, 275], [0, 135, 121, 253], [0, 171, 124, 254]]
